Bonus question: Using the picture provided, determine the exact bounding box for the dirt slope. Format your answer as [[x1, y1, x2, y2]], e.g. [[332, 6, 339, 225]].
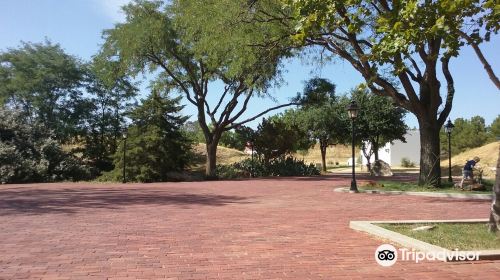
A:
[[441, 141, 499, 178]]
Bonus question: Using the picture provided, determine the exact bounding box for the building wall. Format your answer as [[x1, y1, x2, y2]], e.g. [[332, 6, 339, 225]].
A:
[[360, 130, 420, 167], [390, 130, 420, 166]]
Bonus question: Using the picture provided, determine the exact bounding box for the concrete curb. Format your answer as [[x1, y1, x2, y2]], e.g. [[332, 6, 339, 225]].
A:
[[334, 187, 493, 200], [350, 219, 500, 261]]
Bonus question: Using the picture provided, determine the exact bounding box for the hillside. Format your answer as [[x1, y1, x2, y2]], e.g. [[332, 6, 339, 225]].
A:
[[191, 143, 354, 171], [190, 143, 249, 171], [441, 141, 499, 178]]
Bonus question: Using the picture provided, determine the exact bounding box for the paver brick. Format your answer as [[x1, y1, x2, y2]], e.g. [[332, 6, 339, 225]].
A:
[[0, 175, 498, 279]]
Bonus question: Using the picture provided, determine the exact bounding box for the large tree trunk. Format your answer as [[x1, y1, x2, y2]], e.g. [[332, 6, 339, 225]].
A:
[[373, 141, 379, 161], [488, 144, 500, 232], [320, 139, 327, 173], [205, 140, 219, 179], [418, 118, 442, 187]]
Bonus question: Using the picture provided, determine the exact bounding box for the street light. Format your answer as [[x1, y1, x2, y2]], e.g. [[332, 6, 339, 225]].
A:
[[247, 139, 255, 178], [444, 119, 455, 183], [122, 131, 127, 184], [347, 100, 359, 193]]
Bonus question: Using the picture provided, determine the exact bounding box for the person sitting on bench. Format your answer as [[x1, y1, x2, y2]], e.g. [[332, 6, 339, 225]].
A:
[[459, 156, 480, 189]]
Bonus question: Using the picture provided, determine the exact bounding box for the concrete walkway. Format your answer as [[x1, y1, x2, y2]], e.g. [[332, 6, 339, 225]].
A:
[[0, 176, 498, 279]]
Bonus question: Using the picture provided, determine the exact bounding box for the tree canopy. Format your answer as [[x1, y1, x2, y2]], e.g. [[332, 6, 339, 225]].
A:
[[278, 0, 498, 186], [98, 0, 298, 177]]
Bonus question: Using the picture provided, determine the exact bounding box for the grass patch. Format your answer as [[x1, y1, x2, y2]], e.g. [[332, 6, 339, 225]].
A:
[[380, 223, 500, 251], [360, 180, 494, 194]]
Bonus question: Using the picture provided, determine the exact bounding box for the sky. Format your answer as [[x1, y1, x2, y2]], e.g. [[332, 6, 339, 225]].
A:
[[1, 0, 499, 129]]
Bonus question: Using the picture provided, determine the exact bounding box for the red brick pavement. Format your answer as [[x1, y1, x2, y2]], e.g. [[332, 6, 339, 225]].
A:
[[0, 175, 499, 279]]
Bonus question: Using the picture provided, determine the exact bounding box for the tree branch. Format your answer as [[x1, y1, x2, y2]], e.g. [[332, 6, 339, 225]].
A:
[[438, 56, 454, 126], [459, 30, 500, 90], [228, 102, 298, 129]]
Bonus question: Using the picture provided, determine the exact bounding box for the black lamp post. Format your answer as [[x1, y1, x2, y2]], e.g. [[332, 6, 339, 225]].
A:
[[249, 139, 255, 178], [444, 119, 455, 183], [347, 100, 359, 193], [122, 132, 127, 184]]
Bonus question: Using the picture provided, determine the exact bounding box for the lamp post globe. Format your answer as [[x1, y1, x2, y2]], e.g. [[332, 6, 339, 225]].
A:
[[444, 119, 454, 182], [347, 100, 359, 193]]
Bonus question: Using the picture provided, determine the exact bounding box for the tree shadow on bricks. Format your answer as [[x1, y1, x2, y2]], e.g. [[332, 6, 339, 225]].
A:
[[0, 187, 254, 216]]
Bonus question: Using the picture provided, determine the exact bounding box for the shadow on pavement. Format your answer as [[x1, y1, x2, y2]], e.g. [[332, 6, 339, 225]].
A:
[[0, 187, 252, 216]]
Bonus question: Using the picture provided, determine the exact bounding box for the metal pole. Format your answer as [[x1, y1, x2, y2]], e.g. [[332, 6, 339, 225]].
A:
[[448, 132, 452, 182], [350, 120, 358, 192], [122, 137, 127, 184], [251, 142, 254, 178]]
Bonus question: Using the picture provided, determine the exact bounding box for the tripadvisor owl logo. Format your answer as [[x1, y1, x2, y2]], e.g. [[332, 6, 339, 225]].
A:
[[375, 244, 398, 267]]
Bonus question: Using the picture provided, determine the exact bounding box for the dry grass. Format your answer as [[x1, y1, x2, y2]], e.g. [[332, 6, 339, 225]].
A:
[[292, 144, 357, 167], [441, 141, 499, 178], [190, 143, 249, 171], [191, 143, 355, 171]]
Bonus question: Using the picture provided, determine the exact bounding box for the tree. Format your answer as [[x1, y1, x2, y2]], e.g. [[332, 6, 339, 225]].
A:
[[440, 116, 490, 156], [293, 78, 350, 172], [489, 143, 500, 232], [0, 107, 90, 183], [283, 0, 498, 186], [98, 0, 296, 178], [80, 61, 138, 173], [489, 115, 500, 139], [0, 41, 87, 142], [351, 86, 408, 170], [108, 91, 192, 182], [254, 116, 311, 163]]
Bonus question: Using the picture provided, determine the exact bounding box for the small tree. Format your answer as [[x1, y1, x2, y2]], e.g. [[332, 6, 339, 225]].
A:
[[254, 116, 311, 163], [292, 78, 350, 172], [109, 91, 192, 182], [79, 61, 138, 173], [351, 87, 408, 170]]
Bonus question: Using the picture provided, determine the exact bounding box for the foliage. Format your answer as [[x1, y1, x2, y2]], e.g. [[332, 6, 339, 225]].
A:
[[350, 86, 408, 167], [102, 91, 192, 182], [98, 0, 296, 177], [0, 40, 88, 142], [253, 116, 311, 162], [440, 116, 492, 156], [79, 60, 138, 173], [290, 77, 350, 171], [282, 0, 499, 186], [216, 156, 320, 179], [401, 157, 416, 168], [0, 108, 91, 183], [219, 126, 256, 151], [489, 115, 500, 139]]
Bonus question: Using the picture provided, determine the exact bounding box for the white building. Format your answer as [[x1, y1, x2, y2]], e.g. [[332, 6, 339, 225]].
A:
[[360, 130, 420, 167]]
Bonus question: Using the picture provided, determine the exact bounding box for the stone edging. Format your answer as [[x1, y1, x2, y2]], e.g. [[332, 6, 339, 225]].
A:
[[350, 219, 500, 261], [334, 187, 493, 200]]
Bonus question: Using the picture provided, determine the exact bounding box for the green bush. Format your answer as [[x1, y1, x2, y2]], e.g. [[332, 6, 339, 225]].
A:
[[0, 108, 92, 183], [400, 157, 416, 168], [216, 156, 320, 179]]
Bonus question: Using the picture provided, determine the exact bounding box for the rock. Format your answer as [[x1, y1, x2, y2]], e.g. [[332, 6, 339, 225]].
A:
[[471, 184, 486, 191], [412, 225, 435, 231], [370, 160, 393, 177]]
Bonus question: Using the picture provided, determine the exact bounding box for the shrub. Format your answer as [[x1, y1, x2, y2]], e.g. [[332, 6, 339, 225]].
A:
[[216, 156, 320, 179], [401, 157, 416, 168], [0, 108, 92, 183]]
